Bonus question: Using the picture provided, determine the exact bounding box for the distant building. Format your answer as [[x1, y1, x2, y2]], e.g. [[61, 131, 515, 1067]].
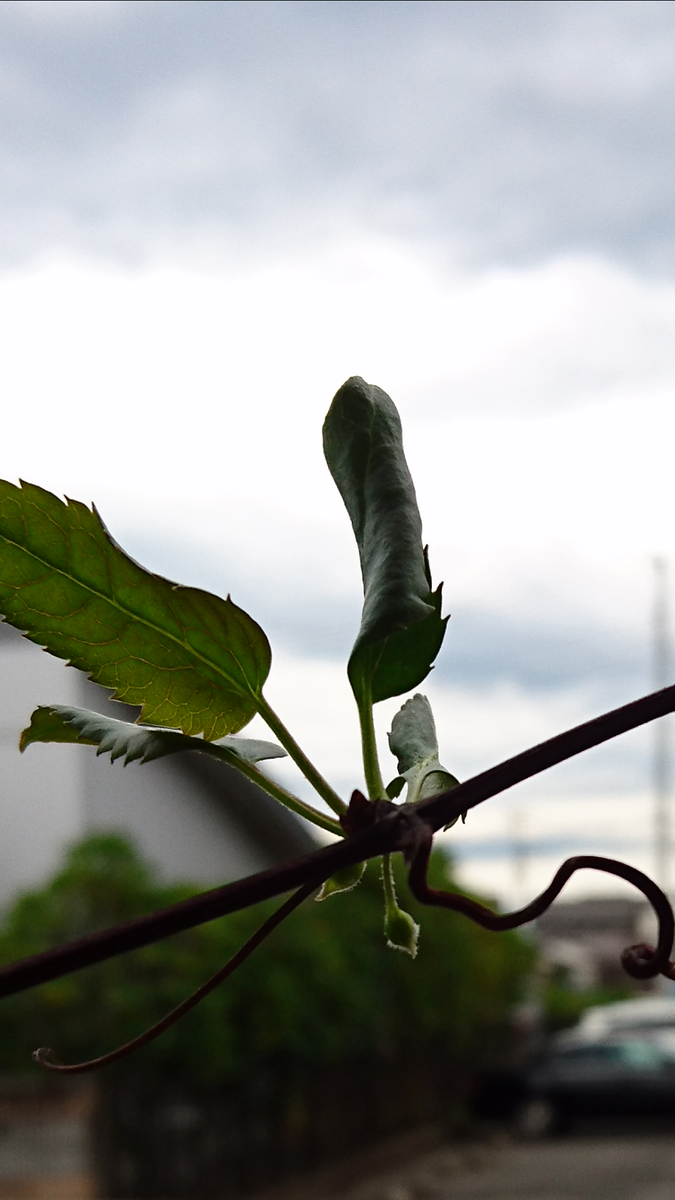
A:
[[0, 622, 316, 906], [536, 896, 657, 991]]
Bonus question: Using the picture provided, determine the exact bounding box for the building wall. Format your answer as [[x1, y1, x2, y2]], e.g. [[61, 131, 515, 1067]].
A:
[[0, 623, 84, 904], [535, 896, 657, 990], [78, 678, 266, 886], [0, 623, 313, 906], [0, 1080, 93, 1200]]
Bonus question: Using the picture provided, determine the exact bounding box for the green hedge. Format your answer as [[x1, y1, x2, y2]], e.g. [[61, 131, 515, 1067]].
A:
[[0, 834, 533, 1086]]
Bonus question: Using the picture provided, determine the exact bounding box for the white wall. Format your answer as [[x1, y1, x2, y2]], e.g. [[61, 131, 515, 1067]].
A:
[[0, 624, 84, 903], [78, 675, 265, 886], [0, 624, 281, 905]]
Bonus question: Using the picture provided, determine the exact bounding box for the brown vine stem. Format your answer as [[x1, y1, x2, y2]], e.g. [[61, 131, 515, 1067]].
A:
[[34, 881, 317, 1074], [405, 816, 675, 978], [415, 682, 675, 830], [0, 682, 673, 1000]]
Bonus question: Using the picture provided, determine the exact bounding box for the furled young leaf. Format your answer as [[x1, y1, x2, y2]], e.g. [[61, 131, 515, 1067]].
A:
[[382, 856, 419, 957], [0, 482, 271, 738], [323, 377, 447, 706], [384, 903, 420, 957], [20, 705, 286, 768], [315, 861, 366, 901], [385, 775, 406, 800], [388, 693, 459, 807]]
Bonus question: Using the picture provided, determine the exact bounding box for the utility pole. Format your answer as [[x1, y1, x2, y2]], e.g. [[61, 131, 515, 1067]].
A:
[[510, 805, 528, 909], [653, 557, 671, 893]]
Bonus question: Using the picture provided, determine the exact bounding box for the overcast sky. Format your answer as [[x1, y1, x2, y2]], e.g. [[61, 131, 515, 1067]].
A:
[[3, 1, 675, 270], [2, 0, 675, 904]]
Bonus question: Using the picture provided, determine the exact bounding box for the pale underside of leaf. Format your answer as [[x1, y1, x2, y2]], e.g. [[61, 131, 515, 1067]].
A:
[[388, 694, 459, 808], [20, 705, 287, 768], [20, 703, 344, 836], [0, 482, 271, 739]]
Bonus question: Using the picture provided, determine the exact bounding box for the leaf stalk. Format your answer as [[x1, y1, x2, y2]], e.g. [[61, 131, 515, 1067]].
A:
[[255, 695, 346, 815], [212, 746, 343, 835], [357, 686, 386, 802]]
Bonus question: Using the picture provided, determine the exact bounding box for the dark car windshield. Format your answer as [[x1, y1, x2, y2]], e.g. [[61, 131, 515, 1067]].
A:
[[550, 1040, 669, 1071]]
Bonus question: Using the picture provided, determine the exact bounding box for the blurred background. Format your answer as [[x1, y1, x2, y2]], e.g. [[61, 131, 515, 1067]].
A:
[[1, 2, 675, 1195], [1, 0, 674, 903]]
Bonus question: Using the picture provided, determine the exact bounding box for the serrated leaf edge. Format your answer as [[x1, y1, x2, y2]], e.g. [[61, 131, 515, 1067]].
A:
[[0, 486, 266, 716]]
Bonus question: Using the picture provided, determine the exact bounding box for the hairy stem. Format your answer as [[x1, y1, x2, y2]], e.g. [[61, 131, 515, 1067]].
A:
[[256, 694, 346, 814], [381, 853, 398, 913]]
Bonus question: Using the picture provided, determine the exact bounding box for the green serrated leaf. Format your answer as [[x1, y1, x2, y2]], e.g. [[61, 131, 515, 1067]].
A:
[[0, 482, 271, 738], [20, 705, 287, 768], [388, 693, 460, 809], [315, 861, 366, 901], [322, 378, 447, 705]]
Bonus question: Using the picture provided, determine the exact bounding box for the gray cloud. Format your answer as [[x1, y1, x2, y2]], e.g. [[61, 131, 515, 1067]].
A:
[[451, 833, 648, 862], [436, 607, 646, 695], [257, 597, 646, 698], [2, 1, 675, 269], [126, 528, 648, 697]]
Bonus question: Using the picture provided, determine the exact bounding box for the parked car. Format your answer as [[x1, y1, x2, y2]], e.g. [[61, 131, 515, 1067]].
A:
[[572, 996, 675, 1040], [516, 1029, 675, 1136], [472, 997, 675, 1134]]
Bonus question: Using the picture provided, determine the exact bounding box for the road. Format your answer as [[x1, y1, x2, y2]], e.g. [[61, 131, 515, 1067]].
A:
[[330, 1128, 675, 1200]]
